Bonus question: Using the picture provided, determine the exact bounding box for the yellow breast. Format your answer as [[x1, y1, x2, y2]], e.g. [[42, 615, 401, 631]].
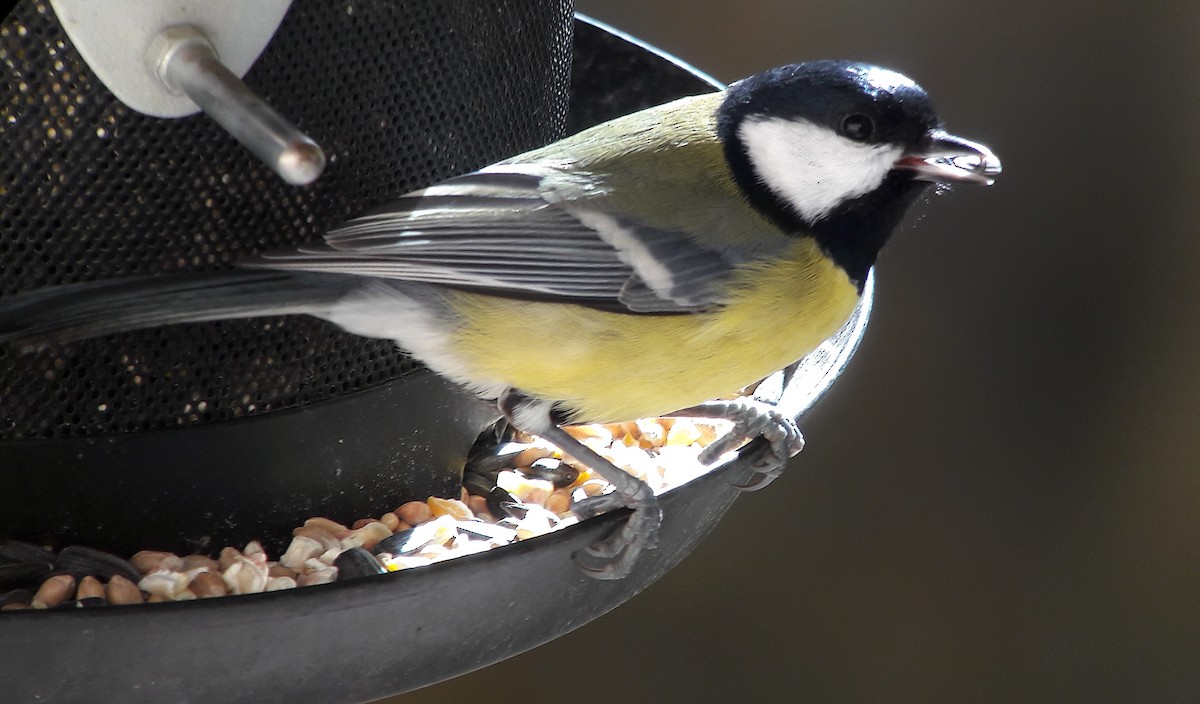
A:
[[446, 237, 860, 423]]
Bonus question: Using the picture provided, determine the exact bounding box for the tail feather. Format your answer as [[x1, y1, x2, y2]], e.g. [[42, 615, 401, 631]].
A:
[[0, 270, 352, 348]]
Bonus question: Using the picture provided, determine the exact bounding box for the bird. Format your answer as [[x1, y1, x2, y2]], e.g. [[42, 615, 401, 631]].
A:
[[0, 60, 1000, 579]]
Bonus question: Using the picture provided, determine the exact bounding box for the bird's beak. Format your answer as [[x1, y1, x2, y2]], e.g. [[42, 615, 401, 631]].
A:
[[896, 130, 1001, 185]]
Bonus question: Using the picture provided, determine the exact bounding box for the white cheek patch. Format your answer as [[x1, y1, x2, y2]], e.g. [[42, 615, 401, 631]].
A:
[[738, 117, 904, 223]]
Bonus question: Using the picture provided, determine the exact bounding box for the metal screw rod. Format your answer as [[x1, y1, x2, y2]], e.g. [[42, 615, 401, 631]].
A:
[[152, 25, 326, 186]]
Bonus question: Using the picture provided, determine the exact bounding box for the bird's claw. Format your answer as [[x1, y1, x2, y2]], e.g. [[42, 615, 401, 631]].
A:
[[731, 463, 783, 491], [572, 498, 662, 580], [678, 398, 804, 490], [572, 491, 623, 521]]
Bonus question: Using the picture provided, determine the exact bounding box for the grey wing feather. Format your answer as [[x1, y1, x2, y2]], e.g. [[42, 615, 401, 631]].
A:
[[249, 169, 735, 313]]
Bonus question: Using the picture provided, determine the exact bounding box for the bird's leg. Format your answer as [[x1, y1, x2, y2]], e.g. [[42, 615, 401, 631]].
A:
[[498, 389, 661, 580], [669, 398, 805, 491]]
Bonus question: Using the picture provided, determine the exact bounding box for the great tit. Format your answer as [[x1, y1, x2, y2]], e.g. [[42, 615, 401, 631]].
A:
[[0, 60, 999, 579]]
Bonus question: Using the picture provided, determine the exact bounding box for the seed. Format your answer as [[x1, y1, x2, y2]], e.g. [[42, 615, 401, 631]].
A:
[[350, 518, 374, 530], [296, 566, 338, 587], [0, 540, 55, 566], [513, 444, 554, 468], [417, 543, 449, 560], [616, 420, 640, 439], [267, 563, 296, 579], [573, 479, 609, 500], [56, 545, 142, 584], [1, 588, 34, 610], [333, 547, 386, 580], [556, 453, 594, 473], [383, 555, 432, 571], [279, 536, 324, 571], [480, 485, 516, 519], [371, 530, 412, 557], [265, 576, 297, 591], [106, 575, 144, 605], [32, 574, 75, 609], [441, 538, 492, 560], [455, 520, 518, 545], [566, 468, 595, 488], [303, 517, 349, 538], [635, 419, 667, 448], [545, 488, 573, 516], [0, 561, 52, 590], [514, 508, 557, 540], [221, 556, 267, 595], [375, 515, 457, 556], [242, 541, 267, 565], [564, 424, 614, 446], [496, 471, 553, 506], [217, 547, 242, 573], [76, 575, 105, 601], [427, 497, 473, 520], [181, 554, 220, 573], [466, 494, 491, 519], [601, 422, 626, 438], [525, 457, 580, 488], [189, 571, 227, 598], [345, 521, 393, 551], [0, 541, 56, 590], [317, 547, 341, 566], [396, 500, 432, 525], [379, 511, 401, 532], [666, 420, 702, 446], [696, 421, 723, 445], [131, 550, 183, 575], [292, 526, 340, 552], [419, 516, 460, 546], [139, 570, 190, 599]]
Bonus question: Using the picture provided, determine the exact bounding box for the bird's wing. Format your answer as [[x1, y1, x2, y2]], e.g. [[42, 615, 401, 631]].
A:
[[249, 167, 740, 314]]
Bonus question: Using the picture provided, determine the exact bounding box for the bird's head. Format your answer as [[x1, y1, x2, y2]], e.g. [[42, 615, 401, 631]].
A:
[[718, 60, 1000, 283]]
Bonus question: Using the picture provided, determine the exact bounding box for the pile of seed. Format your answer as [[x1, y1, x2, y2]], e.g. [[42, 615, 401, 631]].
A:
[[1, 417, 731, 610]]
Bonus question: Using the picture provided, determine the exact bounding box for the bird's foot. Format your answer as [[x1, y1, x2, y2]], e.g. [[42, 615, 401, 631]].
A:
[[498, 389, 661, 580], [571, 490, 661, 580], [672, 399, 804, 491]]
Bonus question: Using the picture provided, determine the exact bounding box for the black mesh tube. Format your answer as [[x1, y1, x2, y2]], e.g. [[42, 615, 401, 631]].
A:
[[0, 0, 572, 440]]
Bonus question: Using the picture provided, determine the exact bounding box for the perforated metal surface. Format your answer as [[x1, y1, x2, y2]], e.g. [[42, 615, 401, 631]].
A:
[[0, 0, 572, 440]]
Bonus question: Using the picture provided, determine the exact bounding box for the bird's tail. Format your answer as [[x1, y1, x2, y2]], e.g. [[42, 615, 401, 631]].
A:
[[0, 270, 353, 348]]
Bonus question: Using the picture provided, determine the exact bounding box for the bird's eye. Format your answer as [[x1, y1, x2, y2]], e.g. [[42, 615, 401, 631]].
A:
[[839, 113, 875, 142]]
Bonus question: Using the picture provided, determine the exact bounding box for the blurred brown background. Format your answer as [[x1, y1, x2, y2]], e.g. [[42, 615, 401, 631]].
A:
[[396, 2, 1200, 702]]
